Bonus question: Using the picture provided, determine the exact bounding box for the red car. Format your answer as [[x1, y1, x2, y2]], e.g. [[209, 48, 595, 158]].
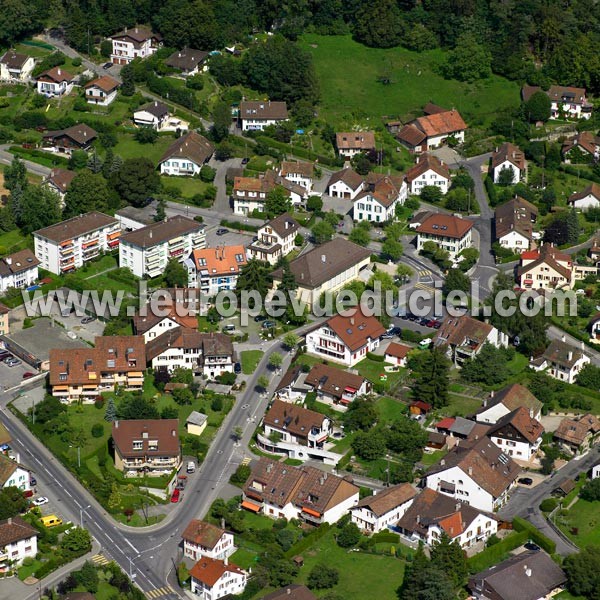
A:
[[171, 489, 180, 503], [22, 372, 35, 379]]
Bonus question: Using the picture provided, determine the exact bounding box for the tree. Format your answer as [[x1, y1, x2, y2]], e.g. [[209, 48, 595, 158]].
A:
[[382, 238, 403, 261], [580, 477, 600, 502], [154, 198, 167, 222], [497, 166, 515, 186], [120, 63, 135, 96], [0, 486, 29, 519], [87, 151, 103, 174], [76, 560, 99, 593], [172, 388, 194, 405], [396, 264, 413, 284], [265, 186, 292, 218], [411, 348, 451, 408], [210, 101, 231, 142], [344, 397, 378, 431], [69, 149, 89, 170], [100, 40, 113, 58], [451, 169, 474, 192], [257, 375, 269, 391], [458, 247, 479, 272], [113, 158, 161, 207], [443, 268, 470, 295], [564, 547, 600, 599], [385, 417, 428, 456], [461, 344, 511, 385], [525, 91, 552, 122], [307, 195, 323, 212], [268, 352, 283, 369], [307, 564, 340, 589], [157, 0, 222, 50], [353, 0, 405, 48], [566, 207, 580, 245], [336, 522, 361, 548], [400, 545, 456, 600], [283, 332, 300, 350], [134, 127, 159, 144], [104, 397, 117, 422], [311, 220, 335, 244], [16, 185, 61, 234], [444, 33, 491, 82], [351, 153, 371, 176], [230, 463, 251, 485], [164, 258, 188, 287], [236, 259, 271, 299], [349, 225, 370, 246], [117, 394, 159, 420], [577, 364, 600, 390], [61, 527, 92, 554], [351, 430, 386, 460], [4, 156, 27, 193], [419, 186, 444, 204], [430, 533, 468, 588], [64, 170, 110, 218]]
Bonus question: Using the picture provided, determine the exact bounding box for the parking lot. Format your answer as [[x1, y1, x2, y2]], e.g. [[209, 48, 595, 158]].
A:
[[205, 225, 255, 249], [0, 355, 37, 391], [48, 298, 106, 343]]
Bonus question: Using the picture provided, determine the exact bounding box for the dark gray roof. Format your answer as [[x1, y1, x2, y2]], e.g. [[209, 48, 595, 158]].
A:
[[159, 131, 214, 167], [34, 211, 117, 243], [119, 216, 203, 249], [0, 51, 30, 69], [165, 48, 209, 71], [136, 101, 169, 119], [265, 213, 300, 238]]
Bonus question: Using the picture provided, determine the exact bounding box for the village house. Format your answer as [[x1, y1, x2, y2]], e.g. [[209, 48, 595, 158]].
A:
[[247, 213, 299, 265], [182, 520, 235, 561], [34, 211, 119, 275], [42, 168, 76, 207], [0, 51, 35, 81], [568, 183, 600, 210], [469, 550, 566, 600], [517, 244, 574, 290], [396, 488, 498, 549], [405, 153, 451, 195], [231, 174, 274, 216], [353, 172, 407, 223], [110, 26, 162, 65], [548, 85, 592, 120], [279, 161, 314, 193], [562, 130, 600, 163], [415, 213, 473, 261], [133, 101, 169, 130], [326, 168, 365, 200], [273, 366, 308, 403], [384, 342, 411, 367], [336, 131, 376, 159], [159, 131, 214, 176], [495, 196, 538, 253], [350, 483, 417, 533], [424, 437, 521, 512], [36, 67, 74, 96], [0, 454, 32, 492], [271, 238, 372, 309], [132, 292, 198, 342], [490, 142, 527, 184], [42, 123, 97, 154], [397, 109, 467, 152], [554, 413, 600, 454], [487, 407, 544, 461], [84, 75, 119, 106], [119, 216, 206, 279], [239, 100, 288, 131], [305, 305, 386, 367], [185, 245, 247, 296], [190, 556, 247, 600], [303, 363, 371, 409], [410, 401, 432, 418], [0, 517, 38, 568], [165, 48, 209, 76], [0, 303, 8, 337], [242, 457, 359, 524], [434, 416, 482, 441], [536, 338, 590, 383], [434, 315, 508, 366], [589, 313, 600, 343], [0, 249, 39, 293], [474, 384, 543, 424]]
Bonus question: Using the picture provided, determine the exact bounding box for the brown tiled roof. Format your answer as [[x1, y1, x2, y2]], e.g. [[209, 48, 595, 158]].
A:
[[477, 384, 542, 417], [264, 400, 328, 439], [519, 245, 573, 281], [548, 85, 586, 105], [543, 339, 587, 368], [45, 168, 76, 193], [434, 315, 493, 351], [397, 124, 427, 147], [233, 175, 274, 195], [355, 172, 405, 208], [84, 75, 120, 93], [43, 123, 97, 146], [491, 142, 526, 171], [165, 48, 209, 71], [384, 342, 411, 359], [112, 419, 180, 458], [0, 453, 18, 486], [488, 407, 544, 444], [304, 363, 368, 400], [0, 51, 30, 69], [355, 483, 417, 517], [160, 131, 214, 167], [0, 249, 39, 277], [37, 66, 73, 83], [145, 327, 233, 361], [190, 557, 245, 587], [521, 85, 542, 102], [427, 437, 521, 498], [271, 238, 371, 289], [120, 216, 203, 249], [133, 296, 198, 335], [34, 211, 117, 243], [0, 303, 8, 316], [416, 213, 473, 239], [555, 414, 600, 446], [414, 110, 467, 138], [265, 213, 300, 238], [64, 593, 96, 600], [336, 131, 376, 151], [260, 585, 317, 600], [327, 168, 364, 191], [189, 245, 247, 276], [495, 196, 537, 241], [111, 26, 161, 44], [240, 100, 288, 121], [0, 516, 37, 547], [323, 305, 386, 352], [405, 153, 450, 183], [562, 131, 599, 157], [423, 102, 447, 115], [182, 519, 226, 549], [280, 160, 314, 179], [568, 183, 600, 204]]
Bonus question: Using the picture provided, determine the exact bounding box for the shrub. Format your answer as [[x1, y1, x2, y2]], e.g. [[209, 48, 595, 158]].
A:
[[91, 423, 104, 438], [512, 517, 556, 554], [230, 464, 251, 485], [211, 396, 223, 412], [23, 317, 33, 329], [366, 351, 384, 362], [72, 57, 82, 67], [307, 564, 339, 589], [540, 498, 558, 512], [216, 371, 236, 385]]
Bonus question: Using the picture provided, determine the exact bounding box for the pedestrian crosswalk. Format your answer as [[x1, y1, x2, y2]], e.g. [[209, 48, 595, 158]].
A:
[[91, 554, 110, 566], [241, 456, 252, 466], [145, 586, 176, 598], [418, 269, 431, 277], [414, 282, 436, 294]]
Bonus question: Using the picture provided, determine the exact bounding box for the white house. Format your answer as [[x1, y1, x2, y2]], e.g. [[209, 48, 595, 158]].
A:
[[397, 488, 498, 549], [303, 363, 371, 410], [239, 100, 288, 131], [562, 131, 600, 163], [350, 483, 417, 533], [232, 174, 273, 216], [539, 337, 590, 384], [305, 305, 386, 367], [159, 131, 214, 176], [0, 455, 31, 492], [518, 244, 574, 290], [280, 161, 314, 193], [84, 75, 119, 106], [119, 216, 206, 279], [133, 297, 199, 343], [424, 438, 521, 512], [185, 245, 247, 296], [36, 67, 73, 97], [182, 520, 236, 561], [568, 183, 600, 210], [110, 26, 161, 65], [415, 213, 473, 261], [42, 168, 76, 207], [133, 101, 169, 129], [190, 557, 247, 600], [592, 464, 600, 479], [495, 196, 538, 253], [0, 250, 39, 293], [336, 131, 376, 159], [247, 213, 300, 265], [384, 342, 411, 368], [353, 173, 407, 223], [397, 109, 467, 152], [405, 154, 451, 195], [474, 384, 543, 424], [547, 85, 592, 120], [0, 51, 35, 81], [165, 48, 209, 76], [490, 142, 526, 184], [487, 407, 544, 461], [0, 517, 38, 568], [327, 168, 364, 200]]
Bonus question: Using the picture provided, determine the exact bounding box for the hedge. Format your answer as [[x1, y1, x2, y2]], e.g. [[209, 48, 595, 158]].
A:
[[284, 523, 331, 558], [256, 135, 342, 168], [220, 219, 260, 232], [372, 531, 400, 544], [559, 164, 600, 184], [366, 351, 385, 362], [9, 145, 70, 167], [512, 517, 557, 554], [467, 530, 529, 573]]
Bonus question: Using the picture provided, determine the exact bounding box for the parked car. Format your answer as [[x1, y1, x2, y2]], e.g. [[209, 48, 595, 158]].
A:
[[6, 358, 22, 367], [30, 476, 36, 486], [23, 490, 34, 499], [524, 542, 540, 552], [33, 497, 49, 506], [1, 355, 14, 362], [234, 362, 241, 374], [241, 157, 249, 165], [518, 477, 533, 486], [253, 314, 267, 322], [433, 320, 442, 329], [22, 372, 35, 379], [0, 351, 11, 359], [262, 320, 276, 329], [216, 228, 228, 236], [418, 317, 430, 326], [425, 319, 437, 328], [102, 62, 113, 69], [222, 324, 236, 334], [186, 461, 196, 474], [81, 316, 96, 324], [171, 489, 180, 503]]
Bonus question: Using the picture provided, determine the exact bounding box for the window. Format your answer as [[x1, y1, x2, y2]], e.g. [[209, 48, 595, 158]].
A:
[[133, 441, 143, 450]]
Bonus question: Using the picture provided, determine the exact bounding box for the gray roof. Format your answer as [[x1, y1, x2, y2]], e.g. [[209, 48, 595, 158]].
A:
[[165, 48, 209, 71], [136, 101, 169, 119], [186, 411, 208, 427], [34, 212, 117, 243], [449, 416, 477, 437], [115, 200, 160, 227], [119, 216, 203, 249]]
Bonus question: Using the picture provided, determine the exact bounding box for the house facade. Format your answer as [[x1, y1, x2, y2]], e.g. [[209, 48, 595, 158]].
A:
[[304, 363, 371, 410], [34, 211, 120, 275], [405, 154, 450, 195], [474, 384, 543, 424], [0, 51, 35, 81], [182, 520, 235, 561], [0, 250, 39, 293], [110, 26, 161, 65], [0, 455, 31, 492], [42, 124, 97, 154], [541, 338, 590, 383], [562, 131, 600, 163], [384, 342, 411, 367], [568, 183, 600, 210], [190, 557, 247, 600], [239, 100, 288, 131], [165, 48, 209, 76], [517, 244, 574, 290], [0, 517, 38, 568], [397, 109, 467, 152], [42, 168, 76, 207], [336, 131, 376, 158], [415, 213, 473, 260], [84, 75, 119, 106], [247, 213, 299, 265], [280, 161, 314, 193], [487, 407, 544, 461], [186, 245, 247, 296], [554, 414, 600, 454], [495, 196, 538, 253], [548, 85, 592, 120], [159, 131, 214, 176], [133, 101, 169, 129], [36, 67, 74, 96], [490, 142, 526, 184], [232, 175, 273, 216], [327, 168, 364, 199], [353, 173, 407, 223]]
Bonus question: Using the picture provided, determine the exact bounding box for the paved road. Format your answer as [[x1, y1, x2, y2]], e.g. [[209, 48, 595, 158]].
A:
[[0, 144, 51, 178], [548, 325, 600, 366]]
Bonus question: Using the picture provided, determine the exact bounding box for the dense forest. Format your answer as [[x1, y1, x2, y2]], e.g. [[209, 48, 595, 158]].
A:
[[3, 0, 600, 93]]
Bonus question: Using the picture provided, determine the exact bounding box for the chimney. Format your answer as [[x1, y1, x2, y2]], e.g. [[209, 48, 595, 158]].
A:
[[490, 391, 494, 398], [561, 334, 566, 342], [135, 26, 139, 33], [172, 429, 176, 436], [455, 503, 461, 512], [115, 420, 119, 428], [350, 318, 355, 326], [287, 590, 291, 596], [524, 566, 531, 577], [221, 518, 225, 529], [321, 254, 326, 263], [285, 220, 289, 230], [224, 556, 228, 566], [416, 514, 421, 524], [468, 466, 473, 475], [530, 409, 534, 419], [440, 459, 445, 466], [5, 258, 11, 266], [149, 231, 153, 239], [57, 68, 61, 76], [568, 350, 573, 361], [7, 517, 12, 525]]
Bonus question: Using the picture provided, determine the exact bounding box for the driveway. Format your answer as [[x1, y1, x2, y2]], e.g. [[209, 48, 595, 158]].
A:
[[209, 157, 243, 213]]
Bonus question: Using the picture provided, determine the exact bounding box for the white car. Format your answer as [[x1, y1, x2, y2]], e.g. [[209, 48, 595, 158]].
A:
[[32, 497, 49, 506]]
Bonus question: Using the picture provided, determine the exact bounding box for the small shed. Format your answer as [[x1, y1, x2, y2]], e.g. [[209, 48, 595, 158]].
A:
[[553, 478, 576, 497], [293, 555, 304, 567], [186, 411, 208, 436], [409, 400, 432, 416]]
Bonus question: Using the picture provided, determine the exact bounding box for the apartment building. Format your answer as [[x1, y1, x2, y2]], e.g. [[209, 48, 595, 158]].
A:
[[0, 249, 39, 293], [247, 213, 300, 265], [239, 100, 288, 131], [185, 245, 247, 296], [110, 26, 162, 65], [416, 213, 473, 260]]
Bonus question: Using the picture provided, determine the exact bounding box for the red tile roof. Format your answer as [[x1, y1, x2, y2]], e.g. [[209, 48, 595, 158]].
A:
[[189, 245, 247, 276], [405, 153, 450, 183], [324, 305, 386, 352], [384, 342, 411, 359], [336, 131, 376, 151], [414, 110, 467, 138], [189, 557, 245, 587], [416, 213, 473, 239], [182, 520, 226, 549], [84, 75, 120, 93]]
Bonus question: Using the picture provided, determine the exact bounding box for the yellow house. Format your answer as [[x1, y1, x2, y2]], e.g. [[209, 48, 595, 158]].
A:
[[0, 303, 9, 336], [186, 411, 208, 436]]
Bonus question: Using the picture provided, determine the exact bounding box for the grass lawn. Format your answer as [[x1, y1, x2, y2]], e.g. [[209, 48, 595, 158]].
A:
[[161, 175, 210, 198], [14, 43, 52, 58], [241, 350, 264, 374], [77, 254, 119, 278], [444, 393, 482, 417], [18, 558, 43, 580], [0, 228, 31, 256], [114, 133, 175, 162], [377, 396, 408, 421], [300, 34, 520, 127], [230, 547, 258, 570], [355, 358, 406, 392], [506, 352, 529, 376], [420, 449, 447, 467], [558, 497, 600, 547]]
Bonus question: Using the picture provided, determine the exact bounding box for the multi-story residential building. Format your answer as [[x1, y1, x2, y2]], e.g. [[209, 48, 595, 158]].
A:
[[0, 454, 31, 492], [397, 488, 498, 549], [495, 196, 538, 253], [305, 305, 386, 367], [112, 419, 180, 475], [0, 303, 8, 337], [42, 168, 76, 207], [34, 212, 120, 275], [415, 213, 473, 260], [353, 173, 407, 223], [303, 363, 371, 410], [190, 557, 247, 600], [84, 75, 120, 106], [242, 457, 360, 524], [239, 100, 288, 131], [335, 131, 376, 158], [517, 244, 575, 290], [568, 183, 600, 210], [0, 51, 35, 81], [247, 214, 300, 265], [474, 384, 542, 424], [185, 245, 247, 295], [490, 142, 526, 184], [165, 48, 209, 76], [548, 85, 592, 120], [133, 293, 199, 342], [554, 413, 600, 454], [271, 238, 372, 309], [36, 67, 73, 96], [350, 483, 417, 533], [424, 437, 521, 512], [231, 175, 274, 216], [0, 250, 39, 293], [0, 517, 38, 568], [487, 407, 544, 461], [182, 520, 236, 561], [119, 216, 205, 279], [405, 153, 451, 195], [110, 26, 162, 65], [538, 338, 590, 383], [158, 131, 214, 176], [326, 168, 365, 200], [279, 161, 314, 193], [49, 335, 145, 402], [397, 109, 467, 152], [42, 123, 97, 154]]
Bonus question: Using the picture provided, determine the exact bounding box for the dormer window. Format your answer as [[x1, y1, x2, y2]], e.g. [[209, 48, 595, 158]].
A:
[[133, 440, 143, 450]]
